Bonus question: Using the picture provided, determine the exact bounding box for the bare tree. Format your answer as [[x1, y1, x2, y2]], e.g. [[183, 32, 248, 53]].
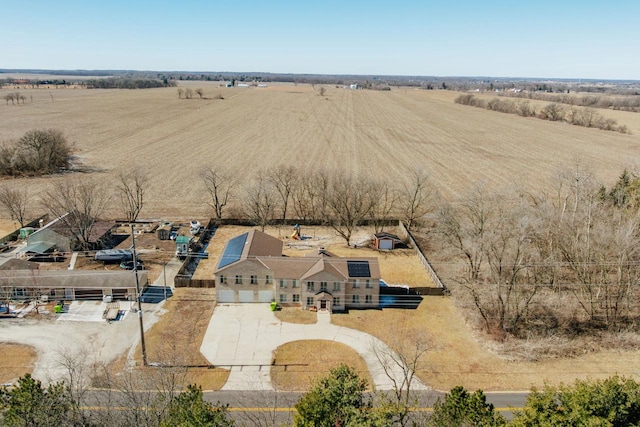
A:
[[55, 345, 100, 426], [41, 177, 110, 250], [195, 88, 204, 99], [373, 334, 428, 427], [438, 183, 496, 283], [318, 87, 326, 96], [540, 103, 565, 121], [326, 172, 376, 246], [368, 179, 397, 233], [245, 176, 277, 231], [177, 88, 184, 99], [268, 165, 299, 222], [117, 169, 148, 221], [400, 169, 433, 231], [201, 166, 236, 220], [10, 129, 73, 175], [185, 88, 194, 99], [0, 185, 29, 227]]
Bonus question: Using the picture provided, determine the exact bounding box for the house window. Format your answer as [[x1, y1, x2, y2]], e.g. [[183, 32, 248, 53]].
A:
[[334, 297, 340, 306], [219, 275, 227, 285], [250, 275, 258, 285], [306, 297, 314, 307], [352, 295, 359, 303], [320, 281, 328, 292], [292, 279, 300, 288], [279, 294, 287, 303], [365, 294, 372, 303], [306, 281, 314, 291], [293, 294, 300, 303], [266, 275, 273, 284], [353, 279, 359, 288], [235, 275, 242, 284], [333, 282, 341, 291], [279, 279, 287, 288], [365, 279, 372, 288]]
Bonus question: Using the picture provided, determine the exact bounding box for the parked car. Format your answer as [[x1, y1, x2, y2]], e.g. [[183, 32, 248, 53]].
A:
[[119, 260, 144, 270]]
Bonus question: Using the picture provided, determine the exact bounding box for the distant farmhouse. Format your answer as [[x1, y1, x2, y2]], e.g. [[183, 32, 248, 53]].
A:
[[214, 230, 380, 311]]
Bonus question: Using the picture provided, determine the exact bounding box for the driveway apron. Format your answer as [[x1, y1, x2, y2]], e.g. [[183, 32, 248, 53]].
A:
[[200, 304, 429, 391]]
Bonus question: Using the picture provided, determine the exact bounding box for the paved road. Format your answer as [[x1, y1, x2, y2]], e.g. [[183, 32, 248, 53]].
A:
[[201, 390, 529, 424], [200, 304, 429, 392], [82, 389, 528, 424]]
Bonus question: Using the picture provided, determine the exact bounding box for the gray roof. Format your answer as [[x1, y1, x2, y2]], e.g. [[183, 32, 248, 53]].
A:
[[17, 241, 55, 255], [0, 270, 146, 289]]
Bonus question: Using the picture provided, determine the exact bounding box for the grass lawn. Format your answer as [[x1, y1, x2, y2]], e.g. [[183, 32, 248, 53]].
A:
[[274, 307, 317, 324], [124, 288, 229, 391], [271, 340, 372, 391], [0, 343, 36, 384]]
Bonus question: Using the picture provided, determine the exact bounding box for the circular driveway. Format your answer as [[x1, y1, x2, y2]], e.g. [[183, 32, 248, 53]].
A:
[[200, 303, 428, 391]]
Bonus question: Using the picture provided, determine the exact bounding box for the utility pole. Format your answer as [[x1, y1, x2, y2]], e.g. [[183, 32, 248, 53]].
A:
[[131, 224, 148, 366], [163, 261, 167, 301]]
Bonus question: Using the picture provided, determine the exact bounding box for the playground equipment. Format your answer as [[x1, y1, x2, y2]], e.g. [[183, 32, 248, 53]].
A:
[[291, 224, 301, 240]]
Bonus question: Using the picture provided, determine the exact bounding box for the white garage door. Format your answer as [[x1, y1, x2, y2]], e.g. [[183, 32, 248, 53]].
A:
[[217, 290, 234, 303], [238, 290, 255, 303], [379, 239, 393, 250], [258, 290, 274, 303]]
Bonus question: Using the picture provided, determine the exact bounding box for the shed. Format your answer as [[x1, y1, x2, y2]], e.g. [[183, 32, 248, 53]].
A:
[[373, 232, 403, 250], [157, 223, 173, 240], [175, 235, 190, 258]]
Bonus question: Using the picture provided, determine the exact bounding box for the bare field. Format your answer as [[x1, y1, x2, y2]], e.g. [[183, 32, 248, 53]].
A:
[[0, 85, 638, 217]]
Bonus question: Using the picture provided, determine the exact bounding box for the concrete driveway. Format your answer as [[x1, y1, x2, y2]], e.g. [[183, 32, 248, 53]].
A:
[[200, 304, 429, 391]]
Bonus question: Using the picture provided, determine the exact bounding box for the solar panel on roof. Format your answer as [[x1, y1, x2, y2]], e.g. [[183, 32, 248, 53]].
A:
[[347, 260, 370, 278], [217, 233, 247, 269]]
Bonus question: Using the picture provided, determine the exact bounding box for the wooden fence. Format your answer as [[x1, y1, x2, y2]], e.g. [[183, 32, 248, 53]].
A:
[[398, 220, 448, 293], [174, 277, 216, 288], [173, 219, 217, 288]]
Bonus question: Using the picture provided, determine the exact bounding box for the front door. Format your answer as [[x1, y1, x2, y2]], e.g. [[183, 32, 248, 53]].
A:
[[320, 300, 327, 310]]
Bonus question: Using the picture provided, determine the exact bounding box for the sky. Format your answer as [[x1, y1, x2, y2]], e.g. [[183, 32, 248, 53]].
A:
[[2, 0, 639, 80]]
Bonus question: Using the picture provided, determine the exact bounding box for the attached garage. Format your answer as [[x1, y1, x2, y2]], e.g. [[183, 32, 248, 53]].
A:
[[258, 290, 274, 303], [217, 290, 235, 303], [238, 290, 255, 303]]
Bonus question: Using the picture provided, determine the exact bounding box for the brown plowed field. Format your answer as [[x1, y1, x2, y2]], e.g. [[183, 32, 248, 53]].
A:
[[1, 84, 638, 217]]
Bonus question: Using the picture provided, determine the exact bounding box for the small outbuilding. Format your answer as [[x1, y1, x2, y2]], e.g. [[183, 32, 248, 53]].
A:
[[175, 235, 190, 258], [373, 232, 403, 250], [157, 222, 174, 240]]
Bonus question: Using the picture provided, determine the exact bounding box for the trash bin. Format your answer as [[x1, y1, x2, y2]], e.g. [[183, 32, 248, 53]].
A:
[[270, 301, 278, 311]]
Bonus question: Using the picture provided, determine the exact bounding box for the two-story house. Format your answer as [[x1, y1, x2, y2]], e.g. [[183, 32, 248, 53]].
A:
[[214, 230, 380, 311]]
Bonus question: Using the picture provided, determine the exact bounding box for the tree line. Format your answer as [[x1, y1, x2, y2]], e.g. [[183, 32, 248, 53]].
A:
[[85, 78, 175, 89], [4, 365, 640, 426], [201, 165, 433, 245], [455, 94, 629, 133], [436, 165, 640, 345], [498, 90, 640, 113]]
